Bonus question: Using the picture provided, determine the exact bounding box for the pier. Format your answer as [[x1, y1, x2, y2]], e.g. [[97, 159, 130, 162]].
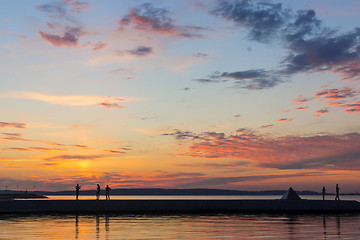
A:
[[1, 199, 360, 214]]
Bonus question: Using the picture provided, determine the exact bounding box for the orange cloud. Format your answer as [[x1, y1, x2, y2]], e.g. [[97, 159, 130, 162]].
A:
[[0, 91, 139, 107], [165, 129, 360, 171], [0, 122, 26, 128], [314, 108, 329, 114], [278, 118, 294, 122]]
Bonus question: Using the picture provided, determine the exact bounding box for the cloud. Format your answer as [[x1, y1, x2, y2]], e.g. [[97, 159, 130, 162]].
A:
[[45, 154, 105, 162], [293, 95, 314, 104], [92, 42, 108, 51], [221, 69, 284, 90], [177, 172, 316, 188], [260, 124, 273, 129], [193, 78, 221, 83], [39, 31, 78, 47], [127, 46, 153, 56], [278, 118, 294, 122], [342, 101, 360, 113], [98, 102, 126, 109], [315, 108, 329, 114], [164, 128, 360, 171], [296, 86, 360, 114], [195, 69, 284, 90], [193, 53, 208, 58], [212, 0, 289, 42], [179, 160, 249, 169], [118, 3, 205, 38], [63, 0, 90, 13], [2, 132, 88, 150], [37, 2, 66, 18], [37, 0, 90, 48], [2, 147, 65, 152], [0, 91, 137, 107], [162, 129, 199, 140], [207, 0, 360, 90], [296, 107, 308, 110], [37, 0, 89, 17], [0, 122, 26, 129], [315, 87, 357, 100]]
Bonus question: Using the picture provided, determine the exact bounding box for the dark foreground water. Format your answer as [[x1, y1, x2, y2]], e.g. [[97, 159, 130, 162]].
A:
[[1, 213, 360, 240]]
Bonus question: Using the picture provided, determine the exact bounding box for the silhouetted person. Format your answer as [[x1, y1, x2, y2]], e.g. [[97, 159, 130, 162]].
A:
[[76, 184, 81, 200], [96, 184, 101, 200], [322, 186, 326, 200], [335, 184, 340, 200], [105, 185, 111, 200]]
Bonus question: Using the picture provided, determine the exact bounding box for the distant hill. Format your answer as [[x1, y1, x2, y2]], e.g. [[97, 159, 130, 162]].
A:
[[23, 188, 327, 196]]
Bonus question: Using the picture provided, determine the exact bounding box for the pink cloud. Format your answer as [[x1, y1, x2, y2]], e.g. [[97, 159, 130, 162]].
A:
[[118, 3, 205, 38], [92, 42, 108, 51], [39, 31, 78, 47], [63, 0, 90, 13]]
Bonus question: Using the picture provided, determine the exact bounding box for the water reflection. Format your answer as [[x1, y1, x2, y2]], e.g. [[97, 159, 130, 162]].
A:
[[0, 213, 358, 239], [75, 215, 79, 239], [323, 215, 327, 238], [337, 215, 341, 238], [74, 215, 110, 239]]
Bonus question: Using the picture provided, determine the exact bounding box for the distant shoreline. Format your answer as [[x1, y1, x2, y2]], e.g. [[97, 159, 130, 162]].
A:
[[2, 188, 359, 196]]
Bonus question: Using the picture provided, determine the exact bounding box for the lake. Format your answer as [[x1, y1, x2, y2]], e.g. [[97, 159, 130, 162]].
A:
[[1, 212, 359, 239], [2, 195, 360, 239]]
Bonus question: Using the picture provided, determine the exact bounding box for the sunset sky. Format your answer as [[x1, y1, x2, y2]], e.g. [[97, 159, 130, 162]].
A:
[[1, 0, 360, 193]]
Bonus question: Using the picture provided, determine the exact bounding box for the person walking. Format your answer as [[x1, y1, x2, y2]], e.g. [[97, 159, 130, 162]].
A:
[[105, 185, 111, 200], [75, 184, 81, 200], [335, 184, 340, 201], [322, 186, 326, 200], [96, 184, 101, 200]]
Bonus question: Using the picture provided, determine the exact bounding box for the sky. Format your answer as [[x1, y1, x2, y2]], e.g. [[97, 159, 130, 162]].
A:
[[1, 0, 360, 193]]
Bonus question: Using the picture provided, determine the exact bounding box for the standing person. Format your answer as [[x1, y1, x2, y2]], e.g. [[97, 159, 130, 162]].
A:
[[105, 185, 111, 200], [96, 184, 101, 200], [76, 184, 81, 200], [322, 186, 326, 200], [335, 184, 340, 201]]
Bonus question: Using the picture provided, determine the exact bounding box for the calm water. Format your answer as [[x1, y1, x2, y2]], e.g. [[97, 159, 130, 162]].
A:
[[1, 213, 360, 239], [3, 195, 360, 239]]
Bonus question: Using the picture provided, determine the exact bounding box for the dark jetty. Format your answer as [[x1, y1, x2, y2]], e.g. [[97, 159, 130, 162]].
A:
[[0, 193, 47, 200], [1, 199, 360, 214]]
